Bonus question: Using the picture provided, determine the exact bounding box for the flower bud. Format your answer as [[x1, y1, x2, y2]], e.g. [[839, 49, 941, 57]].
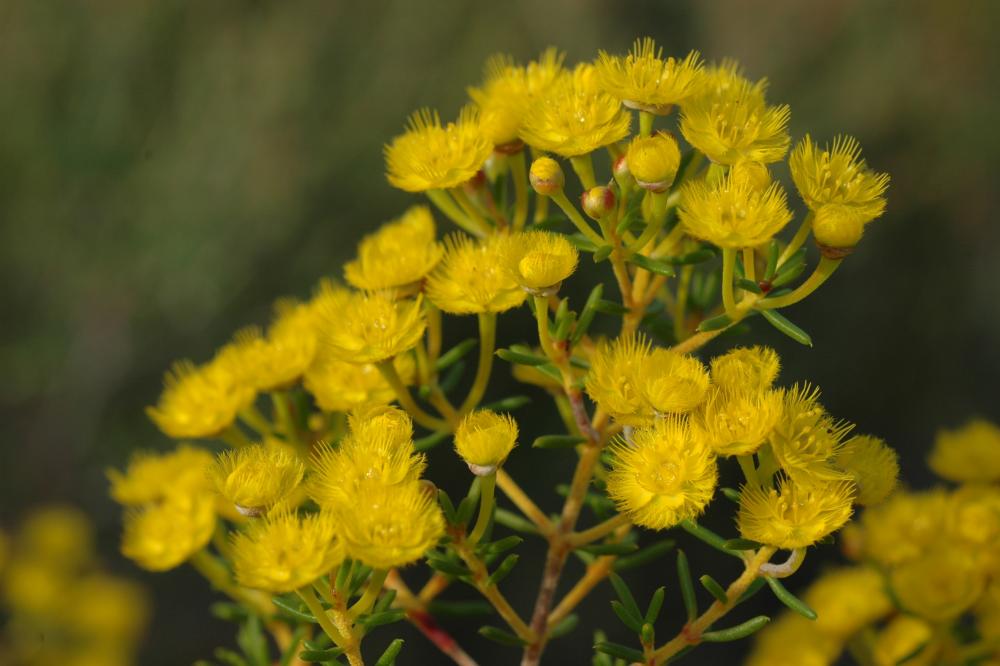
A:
[[455, 410, 518, 472], [581, 186, 616, 220], [612, 154, 632, 190], [626, 133, 681, 193], [813, 204, 863, 258], [529, 157, 565, 195]]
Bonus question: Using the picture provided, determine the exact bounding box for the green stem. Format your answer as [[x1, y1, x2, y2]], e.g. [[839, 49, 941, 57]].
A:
[[376, 360, 450, 431], [349, 569, 389, 618], [296, 587, 348, 647], [742, 247, 756, 284], [673, 264, 694, 342], [639, 110, 654, 137], [721, 247, 739, 318], [425, 303, 443, 367], [549, 190, 603, 245], [533, 192, 550, 224], [737, 454, 761, 487], [777, 211, 814, 267], [270, 391, 298, 445], [426, 189, 485, 237], [459, 312, 497, 414], [533, 296, 555, 359], [758, 256, 843, 310], [626, 191, 669, 256], [569, 154, 596, 189], [450, 187, 492, 235], [468, 472, 496, 546], [568, 513, 631, 547], [510, 150, 530, 230]]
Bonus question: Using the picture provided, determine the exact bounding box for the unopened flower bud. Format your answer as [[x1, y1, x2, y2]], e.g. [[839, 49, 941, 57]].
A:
[[581, 186, 616, 220], [455, 410, 518, 472], [813, 204, 863, 258], [529, 157, 565, 195], [626, 133, 681, 193]]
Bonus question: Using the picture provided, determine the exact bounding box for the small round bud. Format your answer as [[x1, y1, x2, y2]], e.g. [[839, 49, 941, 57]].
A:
[[529, 157, 565, 195], [813, 204, 863, 257], [626, 133, 681, 192], [455, 410, 518, 471], [729, 161, 771, 191], [581, 186, 616, 220]]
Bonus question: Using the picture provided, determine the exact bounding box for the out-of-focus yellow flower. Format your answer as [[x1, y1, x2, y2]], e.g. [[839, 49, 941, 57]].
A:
[[695, 387, 782, 457], [502, 230, 579, 292], [710, 346, 781, 393], [320, 291, 426, 364], [607, 417, 717, 530], [108, 444, 214, 506], [426, 234, 526, 314], [337, 481, 445, 569], [468, 49, 565, 146], [693, 59, 763, 103], [67, 574, 150, 642], [928, 419, 1000, 483], [890, 546, 987, 622], [16, 506, 93, 571], [385, 107, 492, 192], [220, 319, 315, 392], [948, 484, 1000, 548], [789, 135, 889, 226], [859, 489, 949, 567], [210, 444, 304, 516], [344, 206, 443, 291], [585, 333, 653, 425], [595, 38, 703, 114], [769, 384, 852, 487], [679, 174, 792, 249], [626, 132, 681, 191], [304, 353, 415, 413], [519, 63, 631, 157], [121, 494, 215, 571], [738, 478, 855, 549], [231, 511, 344, 593], [680, 78, 790, 165], [834, 435, 899, 505], [146, 356, 256, 439], [872, 615, 934, 666], [3, 559, 65, 615], [803, 567, 893, 639], [454, 410, 518, 470], [745, 614, 841, 666], [634, 348, 711, 415]]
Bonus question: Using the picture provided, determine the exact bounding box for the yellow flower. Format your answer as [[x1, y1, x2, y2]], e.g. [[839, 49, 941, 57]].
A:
[[680, 77, 790, 165], [347, 404, 414, 447], [738, 478, 855, 549], [768, 384, 852, 487], [344, 206, 443, 291], [319, 291, 426, 364], [16, 506, 94, 572], [67, 573, 150, 643], [426, 234, 526, 314], [384, 107, 492, 192], [607, 417, 717, 530], [811, 203, 867, 250], [695, 387, 782, 457], [585, 333, 654, 425], [595, 38, 703, 114], [519, 63, 631, 157], [859, 488, 949, 567], [337, 481, 445, 569], [626, 132, 681, 191], [146, 356, 256, 439], [872, 615, 934, 666], [928, 419, 1000, 483], [468, 49, 565, 146], [220, 320, 315, 393], [803, 566, 893, 639], [692, 59, 763, 106], [634, 348, 711, 415], [789, 135, 889, 227], [121, 494, 215, 571], [948, 484, 1000, 547], [890, 546, 986, 622], [454, 410, 518, 470], [729, 160, 772, 192], [502, 230, 579, 292], [108, 444, 214, 506], [303, 353, 415, 413], [834, 435, 899, 505], [709, 345, 781, 393], [679, 174, 793, 248], [210, 444, 305, 516], [231, 511, 344, 593], [746, 614, 840, 666]]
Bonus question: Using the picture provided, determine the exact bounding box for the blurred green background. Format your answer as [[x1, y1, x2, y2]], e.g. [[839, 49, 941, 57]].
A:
[[2, 0, 999, 663]]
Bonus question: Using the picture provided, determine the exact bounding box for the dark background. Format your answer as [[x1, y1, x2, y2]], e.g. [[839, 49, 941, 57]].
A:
[[2, 1, 998, 663]]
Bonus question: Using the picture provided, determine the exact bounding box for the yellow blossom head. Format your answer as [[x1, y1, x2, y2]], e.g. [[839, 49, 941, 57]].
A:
[[320, 291, 426, 364], [347, 404, 415, 447], [231, 511, 344, 593], [503, 230, 579, 292], [384, 107, 492, 192], [108, 444, 214, 506], [519, 63, 631, 157], [709, 345, 781, 393], [626, 132, 681, 191], [803, 566, 893, 640], [426, 234, 526, 314], [695, 387, 782, 457], [595, 39, 703, 113], [210, 444, 305, 516], [890, 546, 987, 622], [121, 494, 215, 571], [746, 614, 840, 666], [337, 481, 445, 569], [948, 484, 1000, 547], [859, 488, 949, 567], [607, 417, 717, 530], [344, 206, 443, 291], [789, 135, 889, 226], [928, 419, 1000, 483], [680, 78, 790, 165], [634, 348, 711, 415], [585, 333, 653, 425], [454, 410, 518, 472], [146, 356, 256, 439], [16, 506, 94, 572], [679, 175, 793, 249], [528, 156, 565, 195], [769, 384, 852, 487], [304, 353, 415, 413], [738, 478, 855, 549], [872, 615, 934, 666], [834, 435, 899, 505], [220, 320, 315, 393], [729, 160, 772, 192], [812, 203, 867, 252]]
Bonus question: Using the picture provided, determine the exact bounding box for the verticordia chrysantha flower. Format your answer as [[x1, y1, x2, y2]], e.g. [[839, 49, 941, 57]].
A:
[[210, 444, 305, 516], [344, 205, 443, 291], [319, 291, 426, 364], [679, 174, 793, 249], [454, 410, 518, 471], [426, 234, 526, 314], [595, 38, 703, 114], [738, 478, 855, 549], [384, 107, 492, 192]]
